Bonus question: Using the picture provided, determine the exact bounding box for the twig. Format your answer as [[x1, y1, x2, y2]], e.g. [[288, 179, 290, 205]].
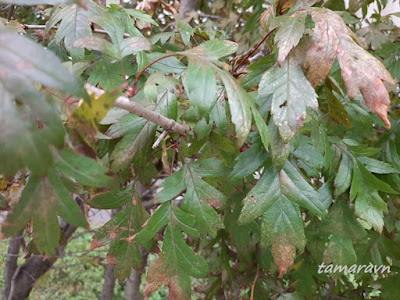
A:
[[250, 264, 260, 300], [232, 29, 274, 76], [152, 130, 168, 149], [131, 53, 179, 97], [85, 84, 191, 136]]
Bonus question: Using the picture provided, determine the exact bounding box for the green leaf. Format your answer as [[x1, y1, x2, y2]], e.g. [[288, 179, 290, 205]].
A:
[[250, 101, 270, 151], [157, 169, 186, 202], [182, 172, 225, 237], [270, 11, 307, 65], [108, 238, 142, 281], [215, 68, 252, 146], [180, 39, 238, 61], [323, 235, 357, 265], [184, 56, 217, 117], [269, 119, 290, 170], [230, 140, 269, 179], [261, 195, 305, 250], [357, 157, 399, 174], [110, 121, 156, 172], [135, 203, 170, 245], [46, 0, 103, 60], [92, 189, 148, 281], [334, 154, 353, 196], [125, 9, 159, 26], [146, 53, 187, 73], [88, 185, 134, 209], [145, 224, 208, 299], [238, 164, 280, 225], [0, 29, 84, 97], [350, 162, 390, 232], [2, 172, 87, 257], [55, 149, 113, 188], [259, 59, 318, 143], [319, 200, 366, 240], [325, 81, 352, 128], [280, 161, 326, 216]]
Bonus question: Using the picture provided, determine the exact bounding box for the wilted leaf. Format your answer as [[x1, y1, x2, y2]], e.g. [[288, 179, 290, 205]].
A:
[[304, 8, 395, 128]]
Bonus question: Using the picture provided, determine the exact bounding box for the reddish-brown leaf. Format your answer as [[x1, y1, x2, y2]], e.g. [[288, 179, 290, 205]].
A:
[[271, 241, 295, 278], [303, 8, 395, 128], [144, 256, 190, 300]]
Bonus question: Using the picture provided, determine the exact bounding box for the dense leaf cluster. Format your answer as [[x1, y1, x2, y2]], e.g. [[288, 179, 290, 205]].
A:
[[0, 0, 400, 298]]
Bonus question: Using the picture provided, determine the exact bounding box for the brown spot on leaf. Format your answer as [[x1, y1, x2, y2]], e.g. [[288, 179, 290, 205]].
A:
[[271, 240, 295, 278], [106, 254, 117, 265], [89, 239, 103, 250]]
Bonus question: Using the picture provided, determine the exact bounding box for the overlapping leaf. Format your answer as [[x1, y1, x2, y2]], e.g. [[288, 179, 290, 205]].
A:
[[157, 159, 226, 237], [90, 184, 148, 281], [46, 0, 103, 60]]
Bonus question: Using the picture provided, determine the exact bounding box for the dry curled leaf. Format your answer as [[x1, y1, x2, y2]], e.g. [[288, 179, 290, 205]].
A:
[[303, 8, 395, 128]]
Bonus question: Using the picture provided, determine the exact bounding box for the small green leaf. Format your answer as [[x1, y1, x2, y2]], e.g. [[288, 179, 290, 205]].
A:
[[334, 154, 353, 196], [55, 149, 113, 188], [325, 84, 352, 128], [157, 169, 186, 203], [230, 139, 269, 179], [135, 203, 170, 245], [250, 101, 270, 151], [46, 0, 103, 60], [319, 199, 366, 240]]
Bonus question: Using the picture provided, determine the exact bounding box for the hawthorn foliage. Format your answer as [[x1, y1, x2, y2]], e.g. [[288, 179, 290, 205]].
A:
[[0, 0, 400, 298]]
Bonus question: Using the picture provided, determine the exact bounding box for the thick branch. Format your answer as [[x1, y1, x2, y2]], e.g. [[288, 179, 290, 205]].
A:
[[84, 84, 191, 136], [2, 230, 23, 300]]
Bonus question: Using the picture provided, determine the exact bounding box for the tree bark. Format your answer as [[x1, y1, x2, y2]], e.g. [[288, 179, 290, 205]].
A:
[[101, 264, 116, 300], [179, 0, 198, 19], [7, 195, 85, 300], [101, 209, 120, 300], [125, 251, 148, 300], [2, 230, 23, 300]]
